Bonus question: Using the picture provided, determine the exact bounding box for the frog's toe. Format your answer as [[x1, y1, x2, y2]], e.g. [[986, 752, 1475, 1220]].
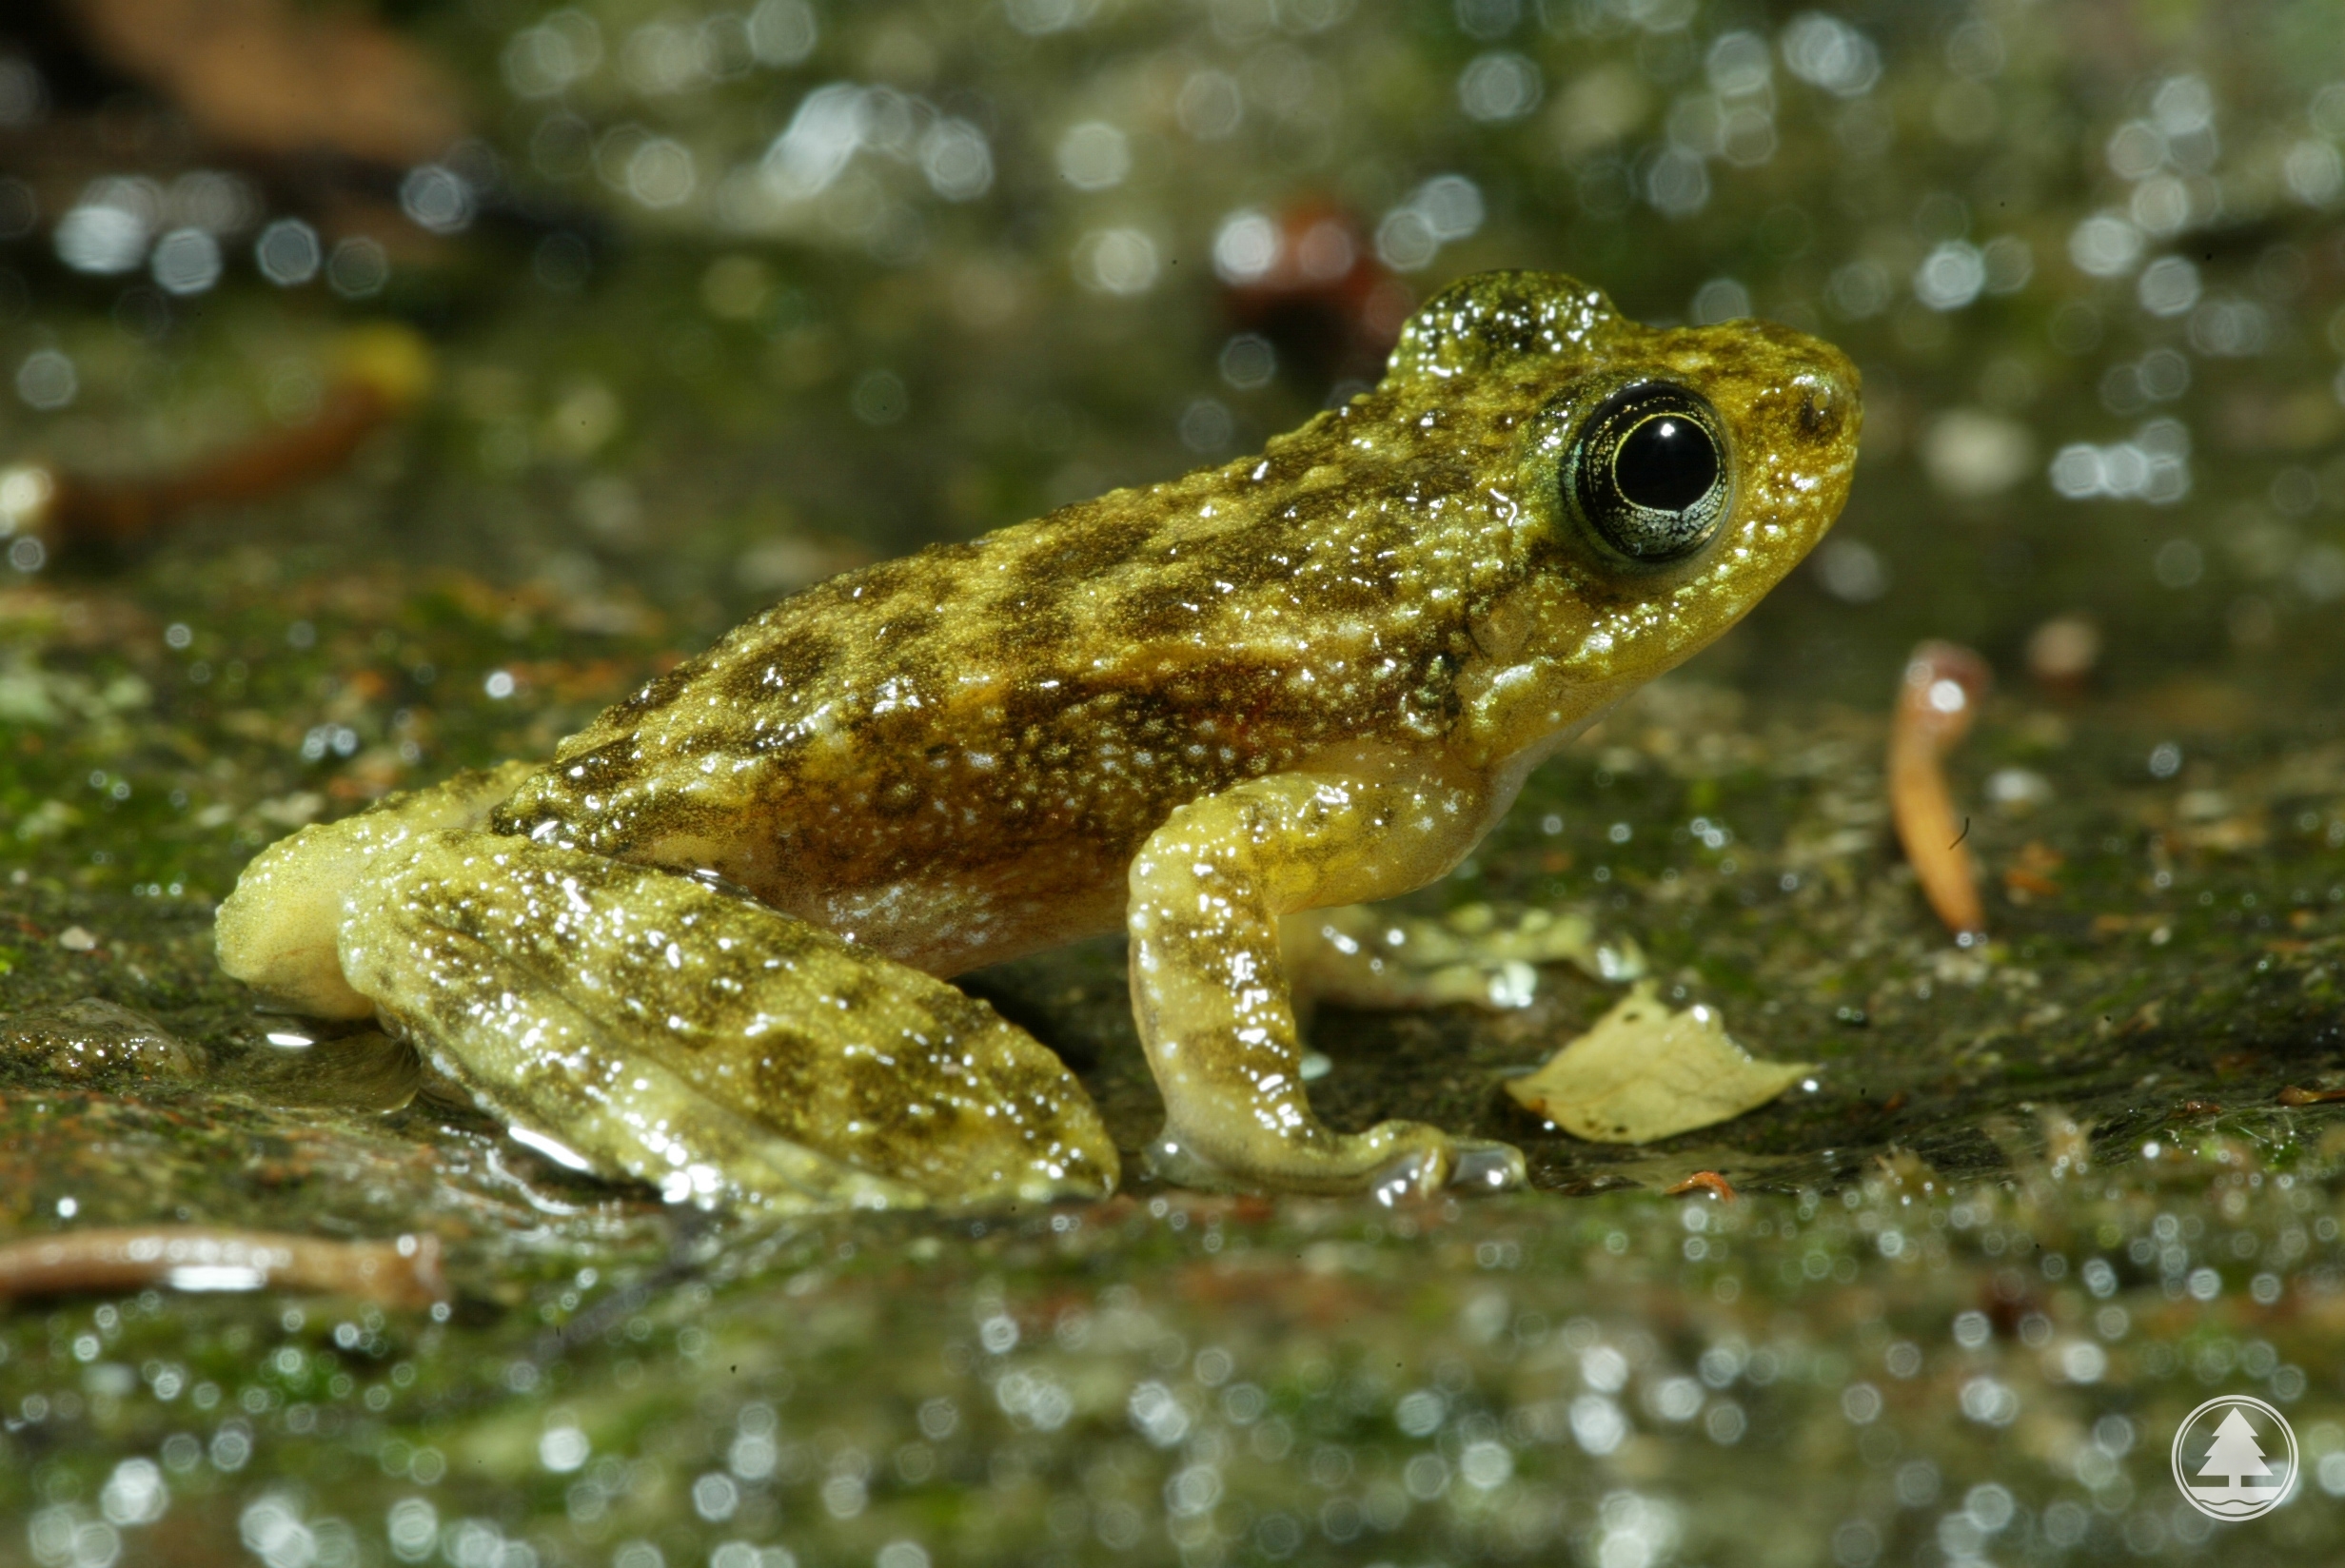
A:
[[1287, 905, 1645, 1014], [1361, 1136, 1524, 1205], [1142, 1126, 1358, 1195], [1449, 1138, 1527, 1194], [1361, 1145, 1444, 1205]]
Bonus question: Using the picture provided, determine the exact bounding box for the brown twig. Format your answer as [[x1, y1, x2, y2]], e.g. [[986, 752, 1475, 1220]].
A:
[[11, 324, 433, 556], [0, 1226, 444, 1309], [65, 0, 468, 168], [2278, 1086, 2345, 1107], [1888, 640, 1993, 939], [47, 382, 398, 548]]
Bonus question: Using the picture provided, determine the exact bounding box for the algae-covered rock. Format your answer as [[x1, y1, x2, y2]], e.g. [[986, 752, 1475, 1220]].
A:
[[0, 998, 205, 1088]]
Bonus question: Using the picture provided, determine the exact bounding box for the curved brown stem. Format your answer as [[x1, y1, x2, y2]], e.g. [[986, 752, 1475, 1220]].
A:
[[1889, 640, 1993, 939]]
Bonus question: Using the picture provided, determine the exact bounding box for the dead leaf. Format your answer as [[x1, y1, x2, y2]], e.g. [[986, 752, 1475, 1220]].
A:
[[1504, 982, 1815, 1144], [64, 0, 466, 167]]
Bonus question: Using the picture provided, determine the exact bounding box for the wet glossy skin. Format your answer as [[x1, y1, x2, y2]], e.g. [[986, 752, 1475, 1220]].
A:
[[216, 272, 1861, 1211]]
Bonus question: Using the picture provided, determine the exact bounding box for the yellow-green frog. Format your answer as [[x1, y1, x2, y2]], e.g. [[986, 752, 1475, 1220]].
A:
[[216, 271, 1860, 1212]]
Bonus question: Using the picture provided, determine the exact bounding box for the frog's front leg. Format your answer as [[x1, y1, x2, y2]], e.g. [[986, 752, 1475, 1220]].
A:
[[1128, 773, 1527, 1199]]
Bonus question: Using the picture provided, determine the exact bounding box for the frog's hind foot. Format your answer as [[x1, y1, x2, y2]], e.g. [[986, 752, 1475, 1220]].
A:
[[334, 831, 1120, 1213], [1283, 903, 1645, 1013]]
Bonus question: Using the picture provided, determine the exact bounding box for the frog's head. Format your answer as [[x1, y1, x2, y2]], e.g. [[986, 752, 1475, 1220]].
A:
[[1385, 270, 1862, 766]]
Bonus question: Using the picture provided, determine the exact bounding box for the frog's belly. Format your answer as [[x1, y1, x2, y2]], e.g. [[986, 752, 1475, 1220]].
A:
[[616, 825, 1133, 979], [811, 871, 1131, 976]]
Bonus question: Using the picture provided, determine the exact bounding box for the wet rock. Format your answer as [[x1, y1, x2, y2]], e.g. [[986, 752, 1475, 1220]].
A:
[[0, 998, 205, 1087]]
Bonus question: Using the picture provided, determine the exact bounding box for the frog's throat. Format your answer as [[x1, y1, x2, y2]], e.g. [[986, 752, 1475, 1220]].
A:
[[1473, 691, 1625, 847], [1446, 569, 1681, 774]]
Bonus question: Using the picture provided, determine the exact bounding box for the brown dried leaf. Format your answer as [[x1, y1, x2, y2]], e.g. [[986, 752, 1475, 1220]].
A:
[[1505, 983, 1814, 1145]]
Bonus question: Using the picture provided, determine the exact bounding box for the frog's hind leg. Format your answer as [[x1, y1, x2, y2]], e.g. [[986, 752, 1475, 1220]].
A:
[[339, 832, 1118, 1213], [217, 761, 541, 1018]]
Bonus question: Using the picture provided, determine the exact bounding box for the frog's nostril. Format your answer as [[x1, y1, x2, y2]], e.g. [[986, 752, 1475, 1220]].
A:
[[1797, 377, 1845, 439]]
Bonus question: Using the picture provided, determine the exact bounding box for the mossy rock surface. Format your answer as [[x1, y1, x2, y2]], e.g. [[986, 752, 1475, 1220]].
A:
[[8, 0, 2345, 1560]]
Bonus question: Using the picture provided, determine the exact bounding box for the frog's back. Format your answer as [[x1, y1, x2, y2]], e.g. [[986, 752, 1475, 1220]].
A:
[[493, 395, 1526, 966], [490, 268, 1859, 973]]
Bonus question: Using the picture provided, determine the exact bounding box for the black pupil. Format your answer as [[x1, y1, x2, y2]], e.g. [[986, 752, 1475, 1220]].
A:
[[1613, 414, 1719, 513]]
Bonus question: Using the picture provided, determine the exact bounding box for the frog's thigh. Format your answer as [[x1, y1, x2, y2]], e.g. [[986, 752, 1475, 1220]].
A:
[[343, 832, 1117, 1212], [1127, 774, 1524, 1199]]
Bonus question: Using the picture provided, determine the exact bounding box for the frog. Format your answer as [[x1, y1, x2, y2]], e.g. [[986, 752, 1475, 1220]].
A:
[[214, 270, 1861, 1213]]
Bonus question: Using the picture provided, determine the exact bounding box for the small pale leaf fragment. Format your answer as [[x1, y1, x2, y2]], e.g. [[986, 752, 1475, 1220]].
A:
[[1506, 982, 1814, 1144]]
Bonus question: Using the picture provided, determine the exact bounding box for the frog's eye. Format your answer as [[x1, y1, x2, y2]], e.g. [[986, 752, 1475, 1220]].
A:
[[1566, 382, 1731, 564]]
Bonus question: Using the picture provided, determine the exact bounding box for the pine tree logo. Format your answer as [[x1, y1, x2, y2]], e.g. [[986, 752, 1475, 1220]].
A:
[[2172, 1395, 2297, 1521]]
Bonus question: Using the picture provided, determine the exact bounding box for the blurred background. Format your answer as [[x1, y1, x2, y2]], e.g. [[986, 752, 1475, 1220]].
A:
[[0, 0, 2339, 706], [6, 5, 2345, 1566]]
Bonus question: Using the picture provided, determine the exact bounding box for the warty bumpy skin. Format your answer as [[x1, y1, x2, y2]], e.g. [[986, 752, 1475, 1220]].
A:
[[217, 270, 1862, 1209]]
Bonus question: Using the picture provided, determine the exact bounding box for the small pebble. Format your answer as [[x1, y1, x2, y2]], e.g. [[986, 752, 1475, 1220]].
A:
[[2025, 614, 2100, 690], [1985, 768, 2054, 812], [1920, 408, 2034, 498], [57, 926, 99, 951]]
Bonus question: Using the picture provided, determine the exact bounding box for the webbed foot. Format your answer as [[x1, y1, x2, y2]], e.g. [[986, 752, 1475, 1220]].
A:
[[1284, 902, 1645, 1012]]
